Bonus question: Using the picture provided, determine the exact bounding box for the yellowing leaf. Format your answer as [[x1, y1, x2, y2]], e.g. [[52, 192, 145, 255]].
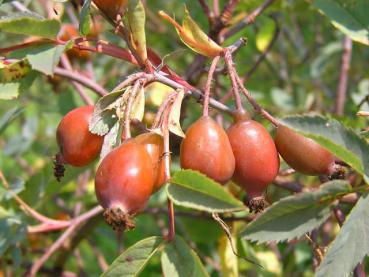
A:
[[256, 18, 276, 52], [218, 234, 238, 277], [168, 89, 185, 137], [146, 82, 172, 107], [128, 0, 147, 62], [159, 8, 223, 57], [0, 60, 31, 82], [130, 85, 145, 121]]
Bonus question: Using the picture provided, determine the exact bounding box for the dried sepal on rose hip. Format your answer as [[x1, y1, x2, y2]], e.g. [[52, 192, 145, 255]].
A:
[[227, 112, 280, 213], [95, 140, 154, 231], [54, 105, 104, 181]]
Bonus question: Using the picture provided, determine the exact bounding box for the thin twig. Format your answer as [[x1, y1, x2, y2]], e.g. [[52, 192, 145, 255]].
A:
[[26, 206, 103, 277], [243, 15, 280, 81], [0, 171, 69, 227], [153, 71, 235, 116], [224, 49, 243, 112], [203, 56, 221, 116], [222, 0, 277, 40], [335, 36, 352, 115], [54, 67, 108, 96], [162, 97, 176, 241], [123, 81, 143, 139], [60, 55, 94, 105], [234, 73, 279, 126]]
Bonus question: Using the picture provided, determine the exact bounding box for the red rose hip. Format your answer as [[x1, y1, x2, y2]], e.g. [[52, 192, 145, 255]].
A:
[[56, 105, 103, 167], [274, 125, 335, 175], [95, 141, 154, 231], [180, 116, 235, 184], [227, 117, 279, 211], [135, 133, 167, 192]]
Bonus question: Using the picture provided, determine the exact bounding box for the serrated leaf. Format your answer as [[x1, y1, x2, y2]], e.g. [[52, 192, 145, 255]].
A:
[[102, 236, 164, 277], [100, 121, 121, 160], [0, 60, 31, 82], [89, 90, 124, 135], [0, 107, 23, 135], [79, 0, 91, 36], [127, 0, 147, 62], [0, 12, 60, 39], [130, 85, 145, 121], [159, 8, 223, 57], [313, 0, 369, 45], [242, 181, 351, 243], [161, 236, 209, 277], [168, 170, 244, 213], [316, 192, 369, 277], [280, 115, 369, 182], [168, 89, 185, 137]]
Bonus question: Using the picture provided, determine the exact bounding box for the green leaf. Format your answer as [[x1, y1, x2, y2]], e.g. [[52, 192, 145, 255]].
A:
[[313, 0, 369, 45], [89, 90, 124, 136], [280, 115, 369, 182], [0, 208, 27, 256], [100, 121, 121, 160], [161, 236, 209, 277], [316, 192, 369, 277], [168, 170, 244, 213], [168, 89, 185, 138], [79, 0, 91, 36], [0, 12, 60, 39], [127, 0, 147, 62], [25, 44, 66, 75], [242, 181, 351, 243], [102, 236, 164, 277], [0, 177, 25, 201], [0, 107, 23, 135]]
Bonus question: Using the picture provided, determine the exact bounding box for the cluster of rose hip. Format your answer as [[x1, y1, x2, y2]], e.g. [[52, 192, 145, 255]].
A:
[[55, 99, 336, 230]]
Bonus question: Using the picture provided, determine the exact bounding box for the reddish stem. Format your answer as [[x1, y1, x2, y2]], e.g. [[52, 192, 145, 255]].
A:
[[335, 36, 352, 115], [234, 73, 279, 126], [224, 49, 244, 112], [60, 55, 93, 105], [203, 56, 221, 116], [123, 81, 143, 140], [162, 98, 175, 241]]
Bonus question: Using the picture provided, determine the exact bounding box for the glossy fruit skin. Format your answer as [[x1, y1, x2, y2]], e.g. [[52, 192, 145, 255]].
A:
[[95, 141, 154, 214], [58, 24, 91, 60], [93, 0, 128, 19], [227, 119, 279, 198], [135, 133, 166, 192], [180, 116, 235, 183], [274, 125, 335, 175], [56, 105, 103, 167]]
